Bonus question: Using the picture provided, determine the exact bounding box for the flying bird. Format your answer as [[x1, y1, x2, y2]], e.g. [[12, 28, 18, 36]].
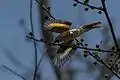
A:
[[43, 19, 102, 67]]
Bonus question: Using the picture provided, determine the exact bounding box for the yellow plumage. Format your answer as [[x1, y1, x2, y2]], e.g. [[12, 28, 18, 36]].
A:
[[49, 23, 69, 28], [43, 19, 72, 33]]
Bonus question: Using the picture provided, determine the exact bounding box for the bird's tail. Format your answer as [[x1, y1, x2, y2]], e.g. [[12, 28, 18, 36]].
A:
[[79, 21, 101, 32]]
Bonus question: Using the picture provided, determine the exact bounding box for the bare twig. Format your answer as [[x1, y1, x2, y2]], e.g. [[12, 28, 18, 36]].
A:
[[0, 65, 26, 80], [37, 53, 46, 70], [100, 0, 120, 70], [74, 0, 103, 11], [29, 0, 38, 80], [101, 0, 119, 50], [36, 0, 55, 19], [75, 39, 120, 79], [26, 36, 117, 53], [89, 52, 120, 79]]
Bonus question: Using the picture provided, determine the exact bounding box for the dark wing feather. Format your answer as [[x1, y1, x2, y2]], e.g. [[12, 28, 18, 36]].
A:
[[53, 42, 76, 68]]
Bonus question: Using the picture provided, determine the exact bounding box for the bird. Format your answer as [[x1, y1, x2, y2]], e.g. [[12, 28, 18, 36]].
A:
[[54, 21, 101, 43], [43, 19, 101, 67], [43, 19, 72, 33], [53, 40, 76, 67]]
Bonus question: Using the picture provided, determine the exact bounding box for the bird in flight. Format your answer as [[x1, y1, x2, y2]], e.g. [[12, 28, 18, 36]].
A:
[[44, 19, 101, 68]]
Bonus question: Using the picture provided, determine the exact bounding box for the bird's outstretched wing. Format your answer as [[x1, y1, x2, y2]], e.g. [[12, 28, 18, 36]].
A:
[[53, 41, 76, 67], [43, 19, 72, 33]]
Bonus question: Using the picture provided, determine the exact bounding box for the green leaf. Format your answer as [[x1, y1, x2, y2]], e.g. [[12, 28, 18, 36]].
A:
[[84, 0, 89, 5]]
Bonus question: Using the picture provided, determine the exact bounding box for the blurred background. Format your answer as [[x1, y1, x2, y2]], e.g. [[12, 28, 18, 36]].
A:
[[0, 0, 120, 80]]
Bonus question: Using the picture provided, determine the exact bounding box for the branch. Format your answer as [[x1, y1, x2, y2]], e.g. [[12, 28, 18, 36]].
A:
[[88, 51, 120, 79], [100, 0, 120, 71], [75, 38, 120, 79], [29, 0, 38, 80], [35, 0, 55, 19], [37, 53, 46, 70], [101, 0, 119, 50], [0, 65, 26, 80], [26, 36, 117, 53], [74, 0, 103, 11]]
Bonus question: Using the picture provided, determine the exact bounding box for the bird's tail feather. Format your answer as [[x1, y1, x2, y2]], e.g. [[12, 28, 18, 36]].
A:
[[79, 21, 101, 30]]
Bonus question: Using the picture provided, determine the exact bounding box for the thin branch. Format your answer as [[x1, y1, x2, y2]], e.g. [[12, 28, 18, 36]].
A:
[[32, 52, 46, 78], [100, 0, 120, 70], [74, 0, 103, 11], [89, 51, 120, 79], [75, 38, 120, 79], [37, 53, 46, 70], [35, 0, 55, 19], [0, 65, 26, 80], [26, 36, 117, 53], [29, 0, 38, 80], [101, 0, 119, 50]]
